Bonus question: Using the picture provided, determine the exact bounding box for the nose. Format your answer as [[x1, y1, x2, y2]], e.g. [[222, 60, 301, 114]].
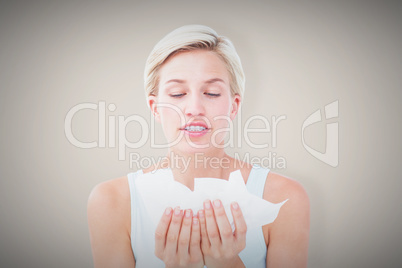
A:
[[184, 93, 205, 117]]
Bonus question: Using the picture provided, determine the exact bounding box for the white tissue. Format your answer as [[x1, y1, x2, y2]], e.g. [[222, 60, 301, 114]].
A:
[[135, 168, 288, 230]]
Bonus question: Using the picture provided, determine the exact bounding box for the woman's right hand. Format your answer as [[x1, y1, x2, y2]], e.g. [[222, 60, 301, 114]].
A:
[[155, 207, 204, 268]]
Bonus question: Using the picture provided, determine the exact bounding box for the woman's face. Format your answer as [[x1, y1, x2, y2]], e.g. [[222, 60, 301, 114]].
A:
[[148, 50, 241, 154]]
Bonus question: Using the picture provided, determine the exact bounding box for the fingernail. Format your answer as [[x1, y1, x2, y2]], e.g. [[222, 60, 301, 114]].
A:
[[213, 199, 221, 208], [204, 200, 211, 209], [185, 209, 192, 218], [193, 217, 199, 225], [232, 202, 239, 210], [174, 207, 181, 216], [198, 210, 204, 218], [165, 207, 172, 215]]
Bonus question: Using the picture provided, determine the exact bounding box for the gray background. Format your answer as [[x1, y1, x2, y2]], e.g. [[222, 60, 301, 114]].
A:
[[1, 0, 401, 267]]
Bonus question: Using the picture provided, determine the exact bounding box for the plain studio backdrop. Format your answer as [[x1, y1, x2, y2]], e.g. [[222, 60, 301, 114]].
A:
[[0, 1, 401, 267]]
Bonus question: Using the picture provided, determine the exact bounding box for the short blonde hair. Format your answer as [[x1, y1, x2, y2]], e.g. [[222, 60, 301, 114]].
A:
[[144, 25, 245, 98]]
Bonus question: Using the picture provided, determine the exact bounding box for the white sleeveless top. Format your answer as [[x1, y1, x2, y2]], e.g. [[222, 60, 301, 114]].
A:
[[127, 165, 269, 267]]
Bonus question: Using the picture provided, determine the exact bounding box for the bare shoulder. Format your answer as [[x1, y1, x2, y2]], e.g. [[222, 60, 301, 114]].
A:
[[87, 176, 135, 267], [87, 176, 131, 234], [264, 171, 310, 209], [88, 176, 131, 216], [263, 172, 310, 267], [260, 171, 310, 265]]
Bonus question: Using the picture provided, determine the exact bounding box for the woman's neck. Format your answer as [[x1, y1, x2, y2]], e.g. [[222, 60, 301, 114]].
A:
[[163, 149, 234, 190]]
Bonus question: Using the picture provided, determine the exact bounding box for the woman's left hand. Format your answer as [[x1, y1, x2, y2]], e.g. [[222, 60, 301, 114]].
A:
[[198, 199, 246, 268]]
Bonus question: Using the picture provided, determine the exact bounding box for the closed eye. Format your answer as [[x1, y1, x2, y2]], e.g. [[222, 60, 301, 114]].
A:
[[205, 93, 221, 97], [170, 93, 186, 98]]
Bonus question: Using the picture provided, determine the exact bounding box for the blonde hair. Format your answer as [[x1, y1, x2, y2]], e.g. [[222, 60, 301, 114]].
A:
[[144, 25, 245, 98]]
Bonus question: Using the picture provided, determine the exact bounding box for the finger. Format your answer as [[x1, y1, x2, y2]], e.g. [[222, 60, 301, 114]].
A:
[[212, 199, 234, 247], [231, 202, 247, 250], [155, 207, 172, 258], [198, 209, 210, 251], [204, 199, 221, 247], [165, 206, 183, 257], [189, 216, 202, 260], [177, 209, 192, 261]]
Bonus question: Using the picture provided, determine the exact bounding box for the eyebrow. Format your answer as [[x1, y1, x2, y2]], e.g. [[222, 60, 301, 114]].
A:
[[165, 78, 226, 85], [205, 78, 225, 84], [165, 79, 185, 85]]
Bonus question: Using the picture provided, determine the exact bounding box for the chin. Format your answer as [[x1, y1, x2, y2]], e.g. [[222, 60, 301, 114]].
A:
[[175, 142, 226, 157]]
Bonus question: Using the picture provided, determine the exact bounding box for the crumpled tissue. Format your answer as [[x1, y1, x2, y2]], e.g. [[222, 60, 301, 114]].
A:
[[135, 168, 288, 230]]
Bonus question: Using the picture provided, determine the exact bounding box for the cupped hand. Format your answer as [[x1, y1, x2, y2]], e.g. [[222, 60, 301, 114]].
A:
[[198, 200, 247, 268], [155, 207, 204, 268]]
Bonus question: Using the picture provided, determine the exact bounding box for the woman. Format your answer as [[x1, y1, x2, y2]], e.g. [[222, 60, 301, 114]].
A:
[[88, 25, 310, 267]]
